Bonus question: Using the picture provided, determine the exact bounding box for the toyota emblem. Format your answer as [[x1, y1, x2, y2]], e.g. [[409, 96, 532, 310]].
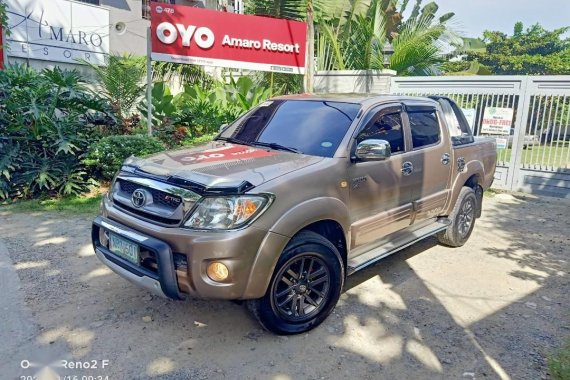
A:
[[131, 189, 147, 208]]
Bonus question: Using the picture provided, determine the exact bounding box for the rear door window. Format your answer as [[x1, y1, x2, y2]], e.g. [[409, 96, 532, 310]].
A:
[[407, 107, 441, 149]]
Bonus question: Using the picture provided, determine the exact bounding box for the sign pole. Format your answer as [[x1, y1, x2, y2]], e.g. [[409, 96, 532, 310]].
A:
[[146, 27, 153, 136]]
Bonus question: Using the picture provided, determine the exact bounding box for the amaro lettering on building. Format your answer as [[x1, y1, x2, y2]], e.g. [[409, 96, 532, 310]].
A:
[[151, 4, 307, 74], [5, 0, 110, 65]]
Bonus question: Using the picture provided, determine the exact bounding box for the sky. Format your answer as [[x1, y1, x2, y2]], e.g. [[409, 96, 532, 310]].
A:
[[426, 0, 570, 38]]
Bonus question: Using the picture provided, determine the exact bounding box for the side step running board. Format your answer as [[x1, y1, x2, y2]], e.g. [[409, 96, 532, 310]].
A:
[[347, 218, 450, 276]]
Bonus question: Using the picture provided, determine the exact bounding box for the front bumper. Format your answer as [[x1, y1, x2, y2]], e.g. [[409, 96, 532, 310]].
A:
[[92, 216, 184, 300], [92, 196, 289, 300]]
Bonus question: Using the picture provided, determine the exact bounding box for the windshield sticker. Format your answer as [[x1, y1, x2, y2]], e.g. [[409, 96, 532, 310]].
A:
[[321, 141, 333, 148], [259, 101, 273, 107]]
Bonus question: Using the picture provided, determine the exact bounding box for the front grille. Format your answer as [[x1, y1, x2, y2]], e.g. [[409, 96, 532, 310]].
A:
[[111, 176, 200, 227], [118, 179, 182, 209], [114, 202, 181, 226]]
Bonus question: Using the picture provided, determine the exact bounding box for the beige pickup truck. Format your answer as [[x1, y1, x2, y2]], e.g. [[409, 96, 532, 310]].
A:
[[92, 95, 496, 334]]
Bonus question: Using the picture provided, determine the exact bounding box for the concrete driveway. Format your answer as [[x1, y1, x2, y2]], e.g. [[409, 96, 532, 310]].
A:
[[0, 192, 568, 379]]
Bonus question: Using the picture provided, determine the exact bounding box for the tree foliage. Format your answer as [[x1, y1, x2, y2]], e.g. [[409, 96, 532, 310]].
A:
[[463, 23, 570, 75], [0, 1, 8, 37], [246, 0, 347, 21], [152, 61, 212, 89], [315, 0, 459, 75]]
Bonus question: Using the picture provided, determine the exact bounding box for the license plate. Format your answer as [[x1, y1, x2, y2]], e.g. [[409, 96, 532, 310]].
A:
[[108, 232, 139, 265]]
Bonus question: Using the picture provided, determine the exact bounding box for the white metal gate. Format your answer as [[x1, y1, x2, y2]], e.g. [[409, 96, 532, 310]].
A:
[[390, 76, 570, 198]]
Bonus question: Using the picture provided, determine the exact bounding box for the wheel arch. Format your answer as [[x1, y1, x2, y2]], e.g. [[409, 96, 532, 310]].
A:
[[242, 197, 350, 299], [444, 162, 485, 217]]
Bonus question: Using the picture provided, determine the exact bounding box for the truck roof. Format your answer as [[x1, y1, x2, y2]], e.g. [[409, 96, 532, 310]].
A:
[[273, 93, 439, 108]]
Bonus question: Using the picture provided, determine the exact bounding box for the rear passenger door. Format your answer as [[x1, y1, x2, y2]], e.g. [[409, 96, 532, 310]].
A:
[[403, 104, 452, 222]]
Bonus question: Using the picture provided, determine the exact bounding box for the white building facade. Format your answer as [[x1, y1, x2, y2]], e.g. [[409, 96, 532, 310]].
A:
[[3, 0, 244, 70]]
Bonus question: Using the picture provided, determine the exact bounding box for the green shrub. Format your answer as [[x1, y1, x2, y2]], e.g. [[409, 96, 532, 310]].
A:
[[84, 135, 165, 180], [139, 81, 241, 148], [182, 133, 216, 147], [175, 76, 271, 120], [0, 65, 112, 200]]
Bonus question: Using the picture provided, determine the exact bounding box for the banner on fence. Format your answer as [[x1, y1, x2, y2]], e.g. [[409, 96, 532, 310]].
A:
[[481, 107, 513, 135], [496, 138, 508, 149], [461, 108, 476, 130], [150, 3, 307, 74]]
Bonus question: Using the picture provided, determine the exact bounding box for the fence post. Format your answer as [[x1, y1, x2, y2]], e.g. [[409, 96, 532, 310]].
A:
[[506, 77, 532, 191]]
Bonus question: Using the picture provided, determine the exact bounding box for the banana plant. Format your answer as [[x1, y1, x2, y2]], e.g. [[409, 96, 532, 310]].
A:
[[139, 81, 177, 128]]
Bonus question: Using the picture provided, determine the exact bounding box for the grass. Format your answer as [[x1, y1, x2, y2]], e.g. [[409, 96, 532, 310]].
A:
[[496, 141, 570, 169], [0, 193, 104, 216], [483, 188, 498, 197], [548, 338, 570, 380]]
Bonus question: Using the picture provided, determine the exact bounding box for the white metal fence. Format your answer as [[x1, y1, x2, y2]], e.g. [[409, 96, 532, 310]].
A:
[[390, 76, 570, 198]]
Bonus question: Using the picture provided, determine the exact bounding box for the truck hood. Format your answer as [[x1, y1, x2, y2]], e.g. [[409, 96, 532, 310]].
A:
[[124, 142, 324, 191]]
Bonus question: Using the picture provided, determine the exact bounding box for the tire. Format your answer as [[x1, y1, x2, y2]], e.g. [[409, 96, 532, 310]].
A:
[[437, 186, 478, 247], [246, 231, 344, 335]]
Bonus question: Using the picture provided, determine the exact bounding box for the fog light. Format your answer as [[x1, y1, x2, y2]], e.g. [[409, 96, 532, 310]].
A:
[[207, 262, 229, 282]]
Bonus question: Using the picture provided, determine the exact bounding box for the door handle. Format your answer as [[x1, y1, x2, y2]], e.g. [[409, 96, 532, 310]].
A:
[[441, 153, 451, 165], [401, 161, 413, 176]]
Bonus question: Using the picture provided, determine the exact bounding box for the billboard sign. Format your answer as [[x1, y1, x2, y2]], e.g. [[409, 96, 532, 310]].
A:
[[5, 0, 109, 65], [151, 4, 307, 74], [481, 107, 514, 135]]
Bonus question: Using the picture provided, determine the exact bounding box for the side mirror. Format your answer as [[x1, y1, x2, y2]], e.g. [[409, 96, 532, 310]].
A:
[[219, 123, 228, 133], [355, 139, 391, 161]]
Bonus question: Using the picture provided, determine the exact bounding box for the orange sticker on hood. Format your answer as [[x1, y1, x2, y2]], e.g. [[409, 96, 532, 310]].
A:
[[173, 144, 276, 164]]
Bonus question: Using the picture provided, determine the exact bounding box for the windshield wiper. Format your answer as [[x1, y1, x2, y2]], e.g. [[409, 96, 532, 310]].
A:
[[251, 142, 302, 154], [216, 137, 302, 154], [215, 136, 250, 145]]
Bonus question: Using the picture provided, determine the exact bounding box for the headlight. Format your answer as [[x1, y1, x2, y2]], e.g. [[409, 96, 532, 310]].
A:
[[184, 195, 272, 230]]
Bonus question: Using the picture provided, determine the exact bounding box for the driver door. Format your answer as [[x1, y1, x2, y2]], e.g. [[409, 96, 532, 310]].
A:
[[348, 104, 415, 252]]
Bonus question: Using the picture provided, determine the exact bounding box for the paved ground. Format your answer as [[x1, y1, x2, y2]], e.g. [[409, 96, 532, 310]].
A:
[[0, 193, 568, 380]]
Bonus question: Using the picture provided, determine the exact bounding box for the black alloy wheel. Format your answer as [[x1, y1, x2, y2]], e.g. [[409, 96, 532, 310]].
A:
[[247, 231, 344, 335], [271, 255, 331, 322], [437, 186, 478, 247], [457, 196, 475, 238]]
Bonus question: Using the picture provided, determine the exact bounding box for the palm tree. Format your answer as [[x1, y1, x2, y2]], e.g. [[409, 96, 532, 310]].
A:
[[316, 0, 387, 71], [151, 61, 212, 89], [246, 0, 347, 21], [82, 54, 146, 124], [246, 0, 348, 92], [316, 0, 460, 75]]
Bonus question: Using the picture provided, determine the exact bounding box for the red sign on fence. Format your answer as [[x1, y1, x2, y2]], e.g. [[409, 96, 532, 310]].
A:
[[150, 4, 307, 74]]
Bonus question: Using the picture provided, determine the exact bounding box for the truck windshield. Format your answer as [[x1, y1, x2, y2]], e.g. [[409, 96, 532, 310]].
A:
[[216, 100, 361, 158]]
